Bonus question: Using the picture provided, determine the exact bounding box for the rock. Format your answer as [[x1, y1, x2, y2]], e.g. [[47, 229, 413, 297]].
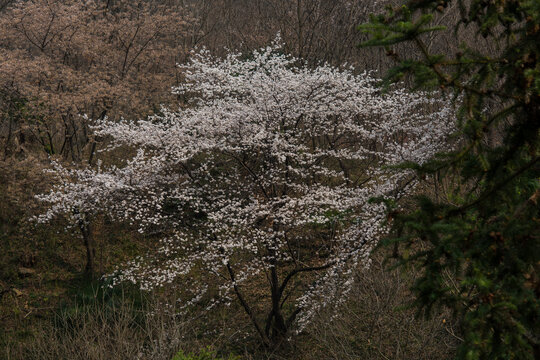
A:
[[12, 288, 23, 297], [18, 267, 35, 277]]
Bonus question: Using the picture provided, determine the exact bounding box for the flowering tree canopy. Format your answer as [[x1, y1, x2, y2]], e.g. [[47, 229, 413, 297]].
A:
[[35, 40, 454, 346]]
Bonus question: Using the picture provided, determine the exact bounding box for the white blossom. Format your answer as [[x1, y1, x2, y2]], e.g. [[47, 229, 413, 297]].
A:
[[35, 40, 454, 338]]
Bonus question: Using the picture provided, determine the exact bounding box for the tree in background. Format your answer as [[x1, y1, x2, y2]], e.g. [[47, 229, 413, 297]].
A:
[[0, 0, 193, 160], [35, 42, 453, 347], [182, 0, 406, 73], [360, 0, 539, 358]]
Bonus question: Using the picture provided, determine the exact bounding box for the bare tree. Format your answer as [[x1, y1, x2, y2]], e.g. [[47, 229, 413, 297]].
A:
[[0, 0, 194, 160]]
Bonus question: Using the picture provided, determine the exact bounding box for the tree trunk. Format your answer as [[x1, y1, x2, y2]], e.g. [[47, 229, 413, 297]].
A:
[[270, 309, 288, 345], [267, 263, 288, 346], [79, 221, 95, 276]]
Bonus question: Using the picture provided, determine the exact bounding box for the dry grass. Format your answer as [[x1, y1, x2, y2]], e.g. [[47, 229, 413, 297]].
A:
[[4, 291, 188, 360], [295, 253, 460, 360], [2, 249, 461, 360]]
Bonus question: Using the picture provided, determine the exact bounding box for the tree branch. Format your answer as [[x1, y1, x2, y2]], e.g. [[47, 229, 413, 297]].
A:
[[226, 262, 270, 347]]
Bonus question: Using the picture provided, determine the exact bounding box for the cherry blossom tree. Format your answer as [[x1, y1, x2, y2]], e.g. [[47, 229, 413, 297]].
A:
[[35, 40, 454, 346]]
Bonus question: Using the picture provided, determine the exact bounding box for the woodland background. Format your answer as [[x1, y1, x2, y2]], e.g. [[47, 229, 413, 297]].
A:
[[0, 0, 524, 359]]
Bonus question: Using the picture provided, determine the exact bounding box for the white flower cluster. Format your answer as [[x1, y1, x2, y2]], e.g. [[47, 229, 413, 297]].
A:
[[36, 40, 454, 333]]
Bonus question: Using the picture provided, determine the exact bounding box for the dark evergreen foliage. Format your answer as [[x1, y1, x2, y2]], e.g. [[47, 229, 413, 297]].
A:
[[360, 1, 539, 358]]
